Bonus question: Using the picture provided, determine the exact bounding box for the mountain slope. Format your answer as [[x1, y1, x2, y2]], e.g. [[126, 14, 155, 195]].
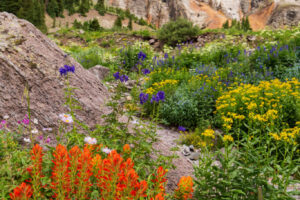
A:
[[106, 0, 300, 30]]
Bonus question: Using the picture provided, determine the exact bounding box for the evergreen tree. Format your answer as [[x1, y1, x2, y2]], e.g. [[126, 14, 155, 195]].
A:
[[0, 0, 21, 13], [128, 17, 133, 30], [73, 19, 82, 29], [56, 0, 64, 17], [245, 16, 251, 31], [222, 20, 229, 29], [89, 19, 101, 31], [114, 16, 122, 28], [79, 0, 90, 16], [65, 0, 75, 15], [95, 0, 105, 15], [47, 0, 59, 18]]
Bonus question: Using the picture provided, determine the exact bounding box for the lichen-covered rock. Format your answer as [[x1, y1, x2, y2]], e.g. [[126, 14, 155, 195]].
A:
[[0, 12, 109, 130]]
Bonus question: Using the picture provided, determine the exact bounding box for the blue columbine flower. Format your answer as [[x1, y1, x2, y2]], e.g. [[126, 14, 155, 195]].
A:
[[178, 126, 186, 132], [138, 51, 147, 61], [142, 68, 151, 75], [139, 93, 149, 104]]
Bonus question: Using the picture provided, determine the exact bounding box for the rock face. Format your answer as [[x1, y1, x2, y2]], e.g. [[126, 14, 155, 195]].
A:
[[0, 12, 109, 130], [106, 0, 300, 30]]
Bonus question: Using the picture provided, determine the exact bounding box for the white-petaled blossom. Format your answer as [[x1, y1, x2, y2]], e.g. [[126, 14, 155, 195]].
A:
[[84, 136, 97, 145], [59, 113, 73, 124], [31, 128, 38, 134], [24, 138, 31, 143], [102, 147, 112, 154], [33, 118, 39, 124], [3, 115, 9, 119]]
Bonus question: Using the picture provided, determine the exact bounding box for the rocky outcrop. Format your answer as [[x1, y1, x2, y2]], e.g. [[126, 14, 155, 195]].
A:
[[106, 0, 300, 30], [0, 12, 109, 130]]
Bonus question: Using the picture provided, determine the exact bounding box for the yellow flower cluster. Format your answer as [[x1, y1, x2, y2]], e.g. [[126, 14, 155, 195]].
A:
[[223, 135, 234, 142], [201, 129, 215, 139], [145, 79, 179, 95], [216, 79, 299, 130], [269, 126, 300, 144]]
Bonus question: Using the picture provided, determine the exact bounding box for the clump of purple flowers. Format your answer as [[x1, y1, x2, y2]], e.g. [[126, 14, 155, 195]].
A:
[[139, 93, 149, 105], [151, 91, 165, 103], [59, 65, 75, 76], [113, 72, 129, 82], [142, 68, 151, 75], [178, 126, 186, 132], [138, 51, 147, 61]]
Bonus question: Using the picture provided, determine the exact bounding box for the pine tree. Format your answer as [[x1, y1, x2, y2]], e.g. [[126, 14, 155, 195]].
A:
[[114, 16, 122, 28], [222, 20, 229, 29], [89, 19, 101, 31], [79, 0, 90, 16], [0, 0, 21, 13], [65, 0, 75, 15], [56, 0, 64, 17], [95, 0, 105, 15], [47, 0, 59, 18], [128, 17, 133, 30], [245, 16, 251, 31]]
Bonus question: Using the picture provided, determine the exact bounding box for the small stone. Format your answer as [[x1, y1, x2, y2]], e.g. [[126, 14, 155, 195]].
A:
[[189, 152, 200, 160], [149, 39, 156, 45], [182, 145, 191, 156], [126, 96, 132, 101]]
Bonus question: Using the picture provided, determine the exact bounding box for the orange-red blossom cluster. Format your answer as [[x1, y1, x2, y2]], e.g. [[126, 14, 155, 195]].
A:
[[10, 144, 193, 200]]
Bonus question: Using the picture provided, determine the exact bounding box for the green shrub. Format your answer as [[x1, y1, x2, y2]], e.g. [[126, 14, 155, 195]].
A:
[[157, 18, 199, 46]]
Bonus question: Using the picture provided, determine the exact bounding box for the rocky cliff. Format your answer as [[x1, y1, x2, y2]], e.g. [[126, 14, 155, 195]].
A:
[[106, 0, 300, 30], [0, 12, 109, 130]]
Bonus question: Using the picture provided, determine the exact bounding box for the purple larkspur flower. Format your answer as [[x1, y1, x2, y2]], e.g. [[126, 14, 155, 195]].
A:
[[157, 91, 165, 101], [151, 91, 165, 103], [142, 68, 151, 75], [164, 53, 168, 59], [138, 51, 147, 61], [139, 93, 149, 105], [151, 95, 159, 103], [113, 72, 120, 80], [59, 67, 67, 76], [120, 75, 129, 82], [59, 65, 75, 76], [178, 126, 186, 132]]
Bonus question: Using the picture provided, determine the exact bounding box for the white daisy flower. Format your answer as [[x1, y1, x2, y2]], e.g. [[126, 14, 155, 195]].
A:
[[31, 128, 38, 134], [102, 147, 112, 154], [84, 136, 97, 145], [33, 118, 39, 124], [24, 138, 31, 143], [3, 115, 9, 119], [59, 113, 73, 124]]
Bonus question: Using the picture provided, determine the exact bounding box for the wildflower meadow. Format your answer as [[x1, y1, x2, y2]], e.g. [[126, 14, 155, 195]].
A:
[[0, 14, 300, 200]]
